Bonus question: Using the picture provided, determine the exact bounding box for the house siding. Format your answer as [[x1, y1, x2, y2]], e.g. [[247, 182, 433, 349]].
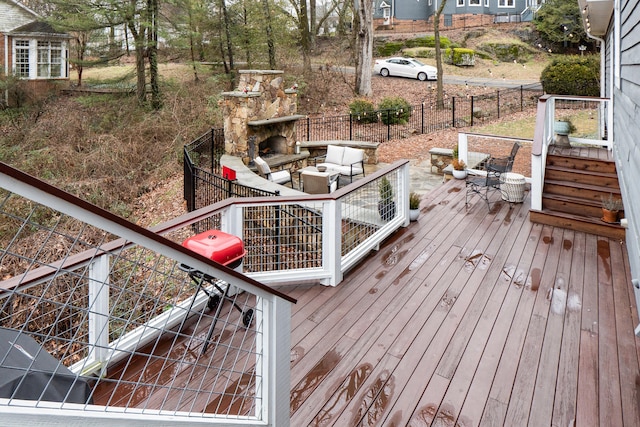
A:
[[613, 0, 640, 308], [374, 0, 528, 22], [0, 1, 36, 32]]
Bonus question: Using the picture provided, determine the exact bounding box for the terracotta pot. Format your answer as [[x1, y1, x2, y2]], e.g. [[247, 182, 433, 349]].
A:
[[602, 208, 619, 224]]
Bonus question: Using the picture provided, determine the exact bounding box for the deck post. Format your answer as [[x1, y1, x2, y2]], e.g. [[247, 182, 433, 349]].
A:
[[87, 254, 110, 371], [322, 199, 342, 286], [263, 296, 292, 427]]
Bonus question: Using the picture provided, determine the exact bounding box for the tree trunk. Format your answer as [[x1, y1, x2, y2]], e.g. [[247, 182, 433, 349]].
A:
[[354, 0, 373, 97], [299, 0, 312, 75], [336, 1, 351, 37], [127, 14, 147, 105], [262, 0, 276, 69], [309, 0, 316, 49], [220, 0, 234, 72], [434, 0, 447, 110], [187, 3, 199, 81], [148, 0, 161, 110]]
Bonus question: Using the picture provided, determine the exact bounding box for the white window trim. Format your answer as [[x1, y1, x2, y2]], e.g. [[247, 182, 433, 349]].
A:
[[498, 0, 515, 7], [484, 0, 489, 6], [469, 0, 482, 6], [457, 0, 464, 6], [12, 38, 68, 80]]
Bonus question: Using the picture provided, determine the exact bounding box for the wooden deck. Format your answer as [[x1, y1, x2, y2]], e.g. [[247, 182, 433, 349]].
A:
[[94, 169, 640, 426], [285, 177, 640, 426]]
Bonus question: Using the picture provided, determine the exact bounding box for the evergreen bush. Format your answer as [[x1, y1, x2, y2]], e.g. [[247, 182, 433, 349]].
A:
[[378, 97, 411, 125], [377, 41, 404, 57], [541, 55, 600, 96], [349, 98, 378, 124], [447, 48, 476, 66], [405, 36, 451, 49]]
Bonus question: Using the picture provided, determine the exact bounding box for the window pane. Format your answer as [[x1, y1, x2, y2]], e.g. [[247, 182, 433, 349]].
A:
[[51, 49, 62, 77], [15, 40, 30, 78]]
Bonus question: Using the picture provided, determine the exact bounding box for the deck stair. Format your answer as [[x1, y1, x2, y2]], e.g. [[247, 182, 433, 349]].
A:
[[529, 148, 626, 239]]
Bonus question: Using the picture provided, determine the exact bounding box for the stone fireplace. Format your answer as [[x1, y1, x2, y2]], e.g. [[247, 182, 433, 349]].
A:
[[221, 70, 304, 165]]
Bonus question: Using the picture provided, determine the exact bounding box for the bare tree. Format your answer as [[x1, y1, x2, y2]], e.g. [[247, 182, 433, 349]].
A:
[[148, 0, 161, 109], [261, 0, 277, 69], [434, 0, 447, 109], [354, 0, 372, 96]]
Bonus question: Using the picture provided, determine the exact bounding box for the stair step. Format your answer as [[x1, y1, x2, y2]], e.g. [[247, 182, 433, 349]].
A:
[[530, 209, 625, 240], [547, 153, 617, 174], [544, 179, 622, 203], [542, 193, 604, 218], [545, 165, 619, 189]]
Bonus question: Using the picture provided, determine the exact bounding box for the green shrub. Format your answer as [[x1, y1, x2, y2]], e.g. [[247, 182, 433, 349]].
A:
[[479, 42, 535, 62], [377, 41, 404, 57], [405, 36, 451, 49], [378, 97, 411, 125], [541, 55, 600, 96], [404, 47, 436, 59], [349, 98, 378, 124], [446, 48, 476, 66]]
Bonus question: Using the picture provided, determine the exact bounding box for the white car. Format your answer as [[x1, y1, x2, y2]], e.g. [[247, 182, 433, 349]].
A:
[[373, 57, 438, 81]]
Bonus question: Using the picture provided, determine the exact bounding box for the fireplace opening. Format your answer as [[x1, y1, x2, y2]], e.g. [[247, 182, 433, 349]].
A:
[[258, 135, 287, 158]]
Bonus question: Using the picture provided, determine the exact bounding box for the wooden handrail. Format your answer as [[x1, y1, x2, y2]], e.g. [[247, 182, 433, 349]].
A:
[[531, 94, 550, 157]]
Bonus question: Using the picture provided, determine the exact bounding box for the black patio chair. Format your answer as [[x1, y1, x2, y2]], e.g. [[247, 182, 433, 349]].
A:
[[466, 158, 504, 210], [489, 142, 520, 174]]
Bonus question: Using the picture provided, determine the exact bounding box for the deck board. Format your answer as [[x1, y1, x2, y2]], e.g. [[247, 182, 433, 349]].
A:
[[94, 162, 640, 426]]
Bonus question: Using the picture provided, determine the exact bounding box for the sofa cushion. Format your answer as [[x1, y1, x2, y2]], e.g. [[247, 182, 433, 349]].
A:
[[325, 145, 344, 165], [342, 146, 364, 166], [318, 164, 363, 177], [253, 156, 271, 175]]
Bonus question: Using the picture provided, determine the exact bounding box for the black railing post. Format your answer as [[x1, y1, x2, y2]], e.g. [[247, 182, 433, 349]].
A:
[[452, 97, 456, 128], [210, 128, 215, 172], [275, 205, 281, 269], [520, 85, 524, 111], [387, 110, 391, 141], [497, 90, 500, 119], [227, 177, 233, 198], [421, 103, 425, 134], [470, 96, 473, 127], [306, 116, 310, 141], [349, 113, 353, 140], [183, 147, 193, 212]]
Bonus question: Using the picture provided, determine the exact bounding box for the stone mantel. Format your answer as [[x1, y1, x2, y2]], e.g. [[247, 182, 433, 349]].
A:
[[248, 115, 306, 126]]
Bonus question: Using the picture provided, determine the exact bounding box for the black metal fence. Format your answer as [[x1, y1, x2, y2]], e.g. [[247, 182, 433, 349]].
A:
[[183, 83, 543, 211], [183, 132, 280, 212], [295, 83, 541, 142]]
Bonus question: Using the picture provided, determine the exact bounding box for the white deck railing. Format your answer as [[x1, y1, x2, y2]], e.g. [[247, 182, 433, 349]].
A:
[[530, 95, 611, 211], [0, 160, 410, 426]]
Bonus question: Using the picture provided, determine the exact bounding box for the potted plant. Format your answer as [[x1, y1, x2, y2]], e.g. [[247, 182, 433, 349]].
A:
[[451, 158, 467, 179], [553, 119, 576, 147], [378, 177, 396, 221], [409, 191, 421, 221], [601, 193, 624, 223]]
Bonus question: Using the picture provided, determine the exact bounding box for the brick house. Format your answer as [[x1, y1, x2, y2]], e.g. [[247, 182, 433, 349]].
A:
[[0, 0, 70, 106]]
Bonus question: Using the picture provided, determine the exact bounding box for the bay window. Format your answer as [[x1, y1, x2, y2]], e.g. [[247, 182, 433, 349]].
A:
[[13, 39, 67, 79]]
